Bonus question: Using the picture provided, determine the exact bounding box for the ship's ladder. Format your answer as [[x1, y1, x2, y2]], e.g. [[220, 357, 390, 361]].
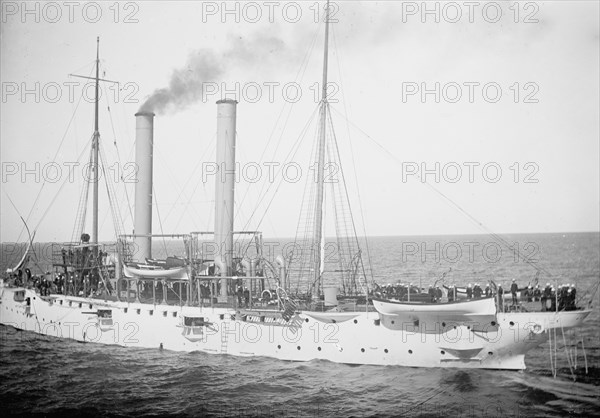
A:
[[281, 298, 298, 322], [287, 315, 303, 334]]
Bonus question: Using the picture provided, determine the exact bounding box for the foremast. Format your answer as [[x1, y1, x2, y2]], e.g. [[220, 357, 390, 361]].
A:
[[92, 36, 100, 247], [313, 0, 331, 298]]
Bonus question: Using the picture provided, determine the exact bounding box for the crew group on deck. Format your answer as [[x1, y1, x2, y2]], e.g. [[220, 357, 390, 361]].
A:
[[372, 279, 579, 312], [6, 267, 110, 298]]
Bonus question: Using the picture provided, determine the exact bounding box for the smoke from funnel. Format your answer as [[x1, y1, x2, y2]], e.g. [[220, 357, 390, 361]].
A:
[[139, 32, 287, 115]]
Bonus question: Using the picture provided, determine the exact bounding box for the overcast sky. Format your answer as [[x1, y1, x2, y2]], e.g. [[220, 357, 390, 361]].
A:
[[1, 1, 598, 244]]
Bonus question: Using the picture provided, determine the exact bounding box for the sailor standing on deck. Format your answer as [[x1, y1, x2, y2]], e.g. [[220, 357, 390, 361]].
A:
[[533, 284, 541, 302], [236, 285, 243, 307], [428, 285, 435, 302], [510, 279, 519, 305], [466, 284, 473, 299], [542, 283, 552, 311], [435, 286, 443, 303], [473, 284, 482, 299], [524, 286, 532, 302]]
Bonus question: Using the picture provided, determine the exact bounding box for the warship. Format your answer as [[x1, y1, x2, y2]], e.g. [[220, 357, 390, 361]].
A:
[[1, 1, 593, 370]]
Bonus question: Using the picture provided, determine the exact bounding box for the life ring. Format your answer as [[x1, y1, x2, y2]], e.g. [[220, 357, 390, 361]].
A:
[[261, 289, 272, 301]]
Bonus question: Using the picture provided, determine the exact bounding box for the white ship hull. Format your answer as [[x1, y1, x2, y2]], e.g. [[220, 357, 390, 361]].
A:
[[1, 285, 591, 370]]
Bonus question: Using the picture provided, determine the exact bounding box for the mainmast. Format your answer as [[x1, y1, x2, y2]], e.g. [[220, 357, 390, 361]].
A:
[[313, 0, 331, 296], [91, 36, 100, 246]]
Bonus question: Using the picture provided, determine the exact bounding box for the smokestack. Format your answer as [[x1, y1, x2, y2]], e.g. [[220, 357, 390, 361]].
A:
[[134, 112, 155, 262], [214, 99, 237, 294]]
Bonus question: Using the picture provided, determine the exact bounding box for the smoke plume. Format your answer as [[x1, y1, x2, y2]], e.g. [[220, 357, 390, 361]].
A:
[[139, 32, 287, 115]]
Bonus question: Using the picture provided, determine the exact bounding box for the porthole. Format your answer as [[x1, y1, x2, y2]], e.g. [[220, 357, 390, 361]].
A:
[[277, 345, 281, 349], [305, 318, 309, 322], [297, 346, 301, 350], [163, 311, 167, 317], [509, 321, 515, 326], [491, 321, 496, 326], [441, 350, 445, 355], [384, 349, 388, 353], [488, 351, 493, 356], [332, 319, 337, 324], [442, 322, 446, 327], [361, 348, 365, 353], [136, 309, 141, 315], [408, 349, 413, 354], [318, 347, 322, 351], [391, 320, 395, 325], [354, 319, 358, 324], [467, 326, 471, 330], [219, 314, 224, 320]]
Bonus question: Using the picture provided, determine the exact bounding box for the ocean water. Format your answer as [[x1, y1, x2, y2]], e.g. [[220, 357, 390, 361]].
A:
[[1, 233, 599, 417]]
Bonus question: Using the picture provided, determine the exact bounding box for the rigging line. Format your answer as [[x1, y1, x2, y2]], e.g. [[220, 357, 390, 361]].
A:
[[166, 134, 216, 224], [331, 25, 374, 284], [153, 143, 201, 232], [238, 106, 320, 258], [70, 59, 96, 76], [234, 21, 322, 231], [103, 82, 134, 227], [1, 191, 38, 268], [326, 105, 370, 292], [17, 224, 44, 276], [99, 142, 125, 239], [330, 107, 554, 277], [71, 138, 94, 243], [2, 190, 26, 270], [13, 66, 94, 246], [238, 105, 320, 241], [257, 16, 321, 167], [176, 135, 218, 232], [34, 134, 95, 237], [289, 117, 321, 285]]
